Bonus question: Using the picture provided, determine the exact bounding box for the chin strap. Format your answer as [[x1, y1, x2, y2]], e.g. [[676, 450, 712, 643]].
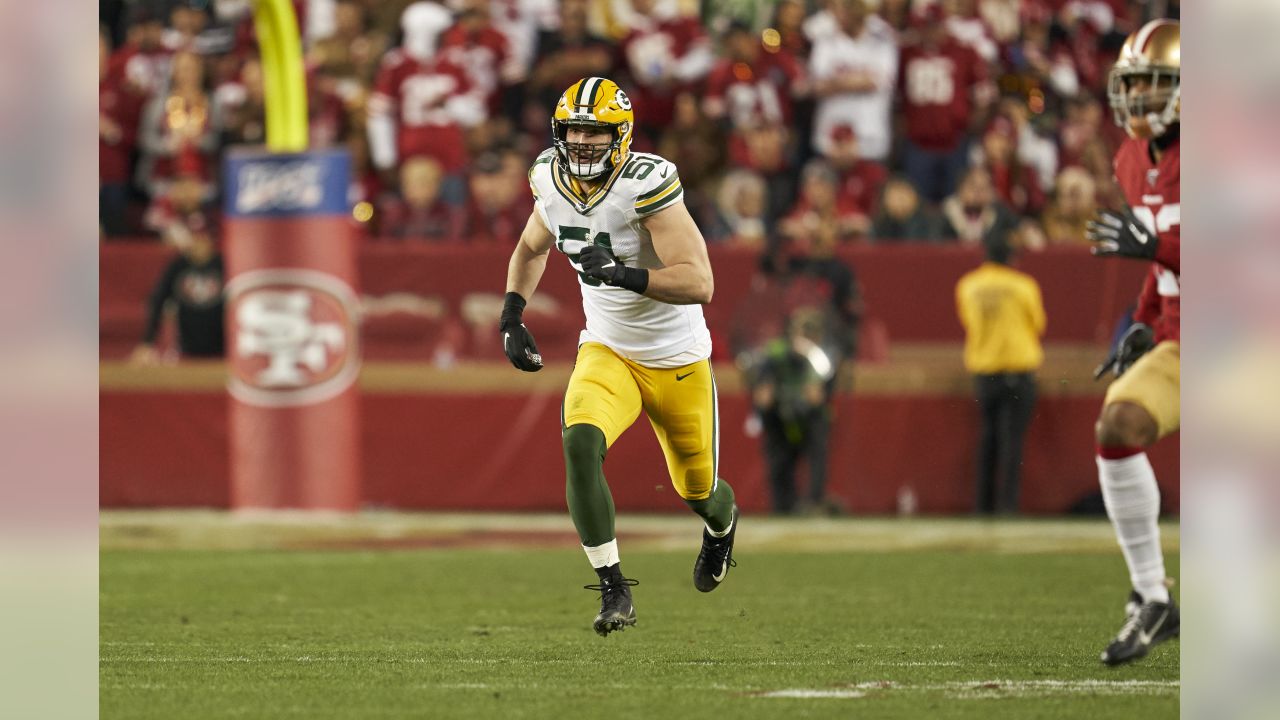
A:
[[1141, 84, 1180, 139]]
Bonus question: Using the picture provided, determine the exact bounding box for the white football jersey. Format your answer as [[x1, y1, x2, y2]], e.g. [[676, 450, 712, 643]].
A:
[[528, 149, 712, 368]]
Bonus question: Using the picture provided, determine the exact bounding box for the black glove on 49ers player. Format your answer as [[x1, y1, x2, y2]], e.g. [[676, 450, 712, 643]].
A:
[[499, 292, 543, 372], [1087, 208, 1158, 260], [1094, 322, 1155, 379]]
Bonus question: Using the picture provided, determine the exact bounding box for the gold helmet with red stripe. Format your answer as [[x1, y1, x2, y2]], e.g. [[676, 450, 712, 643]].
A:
[[1108, 19, 1180, 139], [552, 77, 634, 179]]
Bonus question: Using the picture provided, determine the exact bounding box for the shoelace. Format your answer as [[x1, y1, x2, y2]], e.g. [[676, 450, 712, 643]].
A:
[[583, 577, 639, 597], [1114, 609, 1145, 642], [703, 534, 737, 571]]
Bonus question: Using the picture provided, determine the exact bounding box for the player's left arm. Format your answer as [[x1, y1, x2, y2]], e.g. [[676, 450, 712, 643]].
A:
[[640, 202, 714, 304]]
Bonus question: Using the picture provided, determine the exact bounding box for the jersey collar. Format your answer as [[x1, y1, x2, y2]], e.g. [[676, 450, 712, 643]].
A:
[[551, 156, 626, 215]]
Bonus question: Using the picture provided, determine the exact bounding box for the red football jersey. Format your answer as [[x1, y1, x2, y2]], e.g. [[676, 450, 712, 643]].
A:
[[704, 51, 803, 128], [439, 24, 511, 116], [1113, 136, 1180, 342], [898, 39, 986, 151], [621, 18, 710, 128], [370, 50, 477, 173]]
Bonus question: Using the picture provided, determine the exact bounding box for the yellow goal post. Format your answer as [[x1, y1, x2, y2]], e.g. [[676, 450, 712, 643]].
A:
[[252, 0, 308, 152]]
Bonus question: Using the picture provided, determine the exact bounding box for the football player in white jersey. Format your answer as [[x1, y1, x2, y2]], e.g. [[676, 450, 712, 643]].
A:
[[500, 77, 740, 636]]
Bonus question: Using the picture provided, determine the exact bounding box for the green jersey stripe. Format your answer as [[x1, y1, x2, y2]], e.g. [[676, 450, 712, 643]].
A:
[[636, 172, 679, 202], [636, 186, 683, 215]]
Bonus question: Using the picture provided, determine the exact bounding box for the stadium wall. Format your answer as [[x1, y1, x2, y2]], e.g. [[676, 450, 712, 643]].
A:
[[100, 243, 1175, 514], [99, 384, 1179, 514], [101, 243, 1149, 361]]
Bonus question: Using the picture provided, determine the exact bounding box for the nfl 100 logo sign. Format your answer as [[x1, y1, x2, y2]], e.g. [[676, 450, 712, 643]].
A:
[[226, 269, 360, 407]]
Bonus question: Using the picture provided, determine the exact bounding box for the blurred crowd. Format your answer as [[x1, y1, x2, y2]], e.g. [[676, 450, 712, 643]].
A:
[[100, 0, 1180, 252]]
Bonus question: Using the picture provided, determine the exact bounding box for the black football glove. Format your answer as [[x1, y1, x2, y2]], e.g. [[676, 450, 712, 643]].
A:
[[1094, 322, 1155, 379], [1087, 208, 1158, 259], [498, 292, 543, 372], [578, 244, 626, 285], [578, 245, 649, 293]]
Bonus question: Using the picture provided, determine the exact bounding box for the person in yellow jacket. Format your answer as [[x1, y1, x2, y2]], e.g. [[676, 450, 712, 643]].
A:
[[955, 241, 1046, 514]]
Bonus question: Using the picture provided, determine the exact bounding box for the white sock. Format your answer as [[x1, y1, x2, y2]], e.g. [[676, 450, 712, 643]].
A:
[[583, 539, 620, 569], [1098, 452, 1170, 603]]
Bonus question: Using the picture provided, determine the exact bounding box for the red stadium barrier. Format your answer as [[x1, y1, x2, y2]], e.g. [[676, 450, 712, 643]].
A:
[[100, 241, 1170, 515], [99, 384, 1179, 515], [101, 243, 1148, 360]]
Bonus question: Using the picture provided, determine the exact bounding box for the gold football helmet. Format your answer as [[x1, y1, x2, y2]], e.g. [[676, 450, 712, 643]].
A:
[[552, 77, 634, 179], [1108, 19, 1180, 139]]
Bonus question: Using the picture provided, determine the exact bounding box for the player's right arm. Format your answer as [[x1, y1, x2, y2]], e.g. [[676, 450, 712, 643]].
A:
[[500, 210, 556, 372], [505, 209, 554, 301]]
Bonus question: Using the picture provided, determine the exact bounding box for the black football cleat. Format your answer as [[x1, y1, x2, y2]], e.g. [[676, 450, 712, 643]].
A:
[[693, 505, 739, 592], [585, 575, 638, 637], [1101, 596, 1180, 666], [1124, 590, 1144, 619]]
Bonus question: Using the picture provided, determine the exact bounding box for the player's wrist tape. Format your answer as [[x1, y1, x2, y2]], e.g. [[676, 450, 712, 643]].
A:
[[499, 291, 526, 330], [615, 267, 648, 294]]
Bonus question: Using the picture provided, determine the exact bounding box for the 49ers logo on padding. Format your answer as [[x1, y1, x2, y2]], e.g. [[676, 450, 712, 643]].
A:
[[226, 269, 360, 407]]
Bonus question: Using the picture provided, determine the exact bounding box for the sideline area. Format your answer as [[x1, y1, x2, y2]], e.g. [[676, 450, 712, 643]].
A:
[[101, 510, 1180, 554]]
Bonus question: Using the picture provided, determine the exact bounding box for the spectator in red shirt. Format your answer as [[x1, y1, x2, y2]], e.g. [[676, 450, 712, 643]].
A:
[[824, 124, 887, 217], [897, 4, 991, 204], [377, 156, 463, 242], [368, 2, 485, 205], [703, 20, 806, 132], [727, 122, 796, 229], [620, 0, 716, 148], [979, 115, 1047, 219], [1058, 95, 1124, 170], [780, 160, 870, 253], [439, 0, 516, 145], [461, 152, 527, 244], [106, 3, 170, 102], [143, 155, 214, 239]]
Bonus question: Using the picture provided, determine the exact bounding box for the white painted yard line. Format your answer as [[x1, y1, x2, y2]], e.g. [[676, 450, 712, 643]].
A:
[[760, 689, 867, 698], [757, 679, 1179, 699]]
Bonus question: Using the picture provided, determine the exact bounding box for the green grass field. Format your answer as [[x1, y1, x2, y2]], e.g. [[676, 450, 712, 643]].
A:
[[100, 514, 1179, 719]]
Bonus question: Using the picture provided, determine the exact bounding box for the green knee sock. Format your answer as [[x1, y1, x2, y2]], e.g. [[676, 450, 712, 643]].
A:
[[563, 424, 616, 548], [685, 479, 736, 533]]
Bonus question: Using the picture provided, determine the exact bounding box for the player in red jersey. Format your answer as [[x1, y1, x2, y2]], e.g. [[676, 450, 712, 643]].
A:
[[1084, 18, 1181, 666]]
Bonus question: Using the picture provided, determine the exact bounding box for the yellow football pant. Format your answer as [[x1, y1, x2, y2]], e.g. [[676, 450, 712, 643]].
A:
[[563, 342, 719, 500], [1104, 340, 1180, 439]]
